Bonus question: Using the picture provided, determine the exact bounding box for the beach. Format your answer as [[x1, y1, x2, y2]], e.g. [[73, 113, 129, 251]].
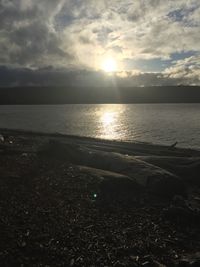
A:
[[0, 129, 200, 266]]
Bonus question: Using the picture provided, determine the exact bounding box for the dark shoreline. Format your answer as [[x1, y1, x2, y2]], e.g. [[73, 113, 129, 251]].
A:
[[0, 129, 200, 266], [1, 127, 200, 154]]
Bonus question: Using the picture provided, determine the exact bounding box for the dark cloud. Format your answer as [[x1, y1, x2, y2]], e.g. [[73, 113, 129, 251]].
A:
[[0, 65, 198, 88], [0, 0, 74, 67]]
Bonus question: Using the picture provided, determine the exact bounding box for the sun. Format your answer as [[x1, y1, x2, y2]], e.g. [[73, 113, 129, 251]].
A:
[[102, 58, 117, 72]]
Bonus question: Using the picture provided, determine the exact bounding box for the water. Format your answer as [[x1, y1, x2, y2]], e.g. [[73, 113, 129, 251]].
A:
[[0, 104, 200, 149]]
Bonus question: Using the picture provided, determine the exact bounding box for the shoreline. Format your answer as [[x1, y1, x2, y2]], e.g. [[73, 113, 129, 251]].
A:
[[1, 127, 200, 153], [0, 129, 200, 266]]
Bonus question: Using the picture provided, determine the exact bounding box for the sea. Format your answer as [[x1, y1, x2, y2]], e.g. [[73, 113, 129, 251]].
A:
[[0, 104, 200, 149]]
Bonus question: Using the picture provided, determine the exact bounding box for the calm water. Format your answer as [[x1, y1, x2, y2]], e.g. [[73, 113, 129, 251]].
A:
[[0, 104, 200, 149]]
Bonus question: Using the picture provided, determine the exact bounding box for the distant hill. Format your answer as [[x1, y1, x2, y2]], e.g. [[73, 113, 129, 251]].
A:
[[0, 86, 200, 104]]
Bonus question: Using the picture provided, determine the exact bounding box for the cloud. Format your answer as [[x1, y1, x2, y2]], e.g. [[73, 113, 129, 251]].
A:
[[0, 0, 200, 85], [0, 0, 74, 67], [164, 54, 200, 85]]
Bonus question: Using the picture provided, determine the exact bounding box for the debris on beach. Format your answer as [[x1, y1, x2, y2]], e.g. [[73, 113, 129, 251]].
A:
[[0, 130, 200, 266], [0, 134, 4, 142]]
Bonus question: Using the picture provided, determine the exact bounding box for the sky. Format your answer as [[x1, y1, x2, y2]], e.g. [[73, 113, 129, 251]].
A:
[[0, 0, 200, 87]]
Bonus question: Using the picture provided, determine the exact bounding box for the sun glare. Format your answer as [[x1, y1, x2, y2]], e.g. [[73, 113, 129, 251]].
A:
[[101, 112, 115, 125], [102, 58, 117, 72]]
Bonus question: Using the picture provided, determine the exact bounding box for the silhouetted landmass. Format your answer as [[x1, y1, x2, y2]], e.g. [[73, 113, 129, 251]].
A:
[[0, 86, 200, 104]]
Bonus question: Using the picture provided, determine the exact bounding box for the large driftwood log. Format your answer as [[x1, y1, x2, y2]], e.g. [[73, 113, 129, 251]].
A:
[[135, 156, 200, 184], [41, 140, 186, 198]]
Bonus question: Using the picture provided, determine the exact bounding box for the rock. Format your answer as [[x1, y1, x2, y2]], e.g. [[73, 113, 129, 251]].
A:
[[113, 261, 126, 267], [70, 259, 75, 266], [178, 259, 200, 266], [0, 134, 4, 142], [142, 261, 150, 266], [153, 260, 166, 267]]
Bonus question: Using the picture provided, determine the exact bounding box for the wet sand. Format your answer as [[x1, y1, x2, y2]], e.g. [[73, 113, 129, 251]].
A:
[[0, 129, 200, 266]]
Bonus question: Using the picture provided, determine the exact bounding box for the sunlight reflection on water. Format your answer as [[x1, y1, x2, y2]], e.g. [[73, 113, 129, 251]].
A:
[[98, 105, 126, 140], [0, 104, 200, 148], [101, 112, 115, 125]]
